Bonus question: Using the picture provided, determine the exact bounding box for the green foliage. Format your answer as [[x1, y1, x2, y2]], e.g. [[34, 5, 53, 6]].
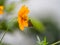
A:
[[0, 20, 12, 32], [37, 36, 48, 45], [0, 17, 18, 32], [6, 17, 18, 32], [30, 18, 45, 32], [0, 16, 19, 33], [0, 0, 5, 5], [7, 17, 17, 29], [5, 2, 15, 13], [0, 20, 7, 30]]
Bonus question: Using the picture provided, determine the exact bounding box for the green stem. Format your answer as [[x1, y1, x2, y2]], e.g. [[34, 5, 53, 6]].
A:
[[0, 28, 8, 45], [51, 41, 60, 45], [0, 17, 17, 45]]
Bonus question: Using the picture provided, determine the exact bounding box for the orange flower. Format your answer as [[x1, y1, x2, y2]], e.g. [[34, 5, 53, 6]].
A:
[[0, 6, 4, 14], [18, 5, 29, 31]]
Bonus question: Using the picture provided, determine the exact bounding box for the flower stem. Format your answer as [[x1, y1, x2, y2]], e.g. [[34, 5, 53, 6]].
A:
[[51, 41, 60, 45], [0, 17, 17, 45], [0, 28, 8, 45]]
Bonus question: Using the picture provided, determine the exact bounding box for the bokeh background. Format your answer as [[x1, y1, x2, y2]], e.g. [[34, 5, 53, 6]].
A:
[[0, 0, 60, 45]]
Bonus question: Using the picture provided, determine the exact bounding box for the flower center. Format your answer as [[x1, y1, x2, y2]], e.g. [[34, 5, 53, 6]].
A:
[[21, 17, 27, 21]]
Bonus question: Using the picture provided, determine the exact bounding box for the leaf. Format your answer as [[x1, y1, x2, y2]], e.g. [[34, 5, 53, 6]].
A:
[[37, 36, 48, 45], [43, 37, 47, 45], [30, 18, 45, 32]]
